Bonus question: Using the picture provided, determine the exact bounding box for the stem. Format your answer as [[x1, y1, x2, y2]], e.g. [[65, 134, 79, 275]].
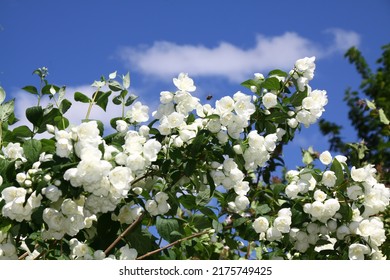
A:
[[0, 122, 3, 149], [18, 251, 29, 260], [104, 212, 145, 256], [136, 229, 212, 260], [246, 242, 252, 259], [85, 87, 100, 120], [121, 97, 125, 118]]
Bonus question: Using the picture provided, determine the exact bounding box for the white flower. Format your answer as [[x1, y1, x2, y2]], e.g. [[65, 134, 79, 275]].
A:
[[253, 217, 269, 233], [262, 92, 278, 109], [285, 183, 300, 199], [324, 199, 340, 215], [69, 238, 92, 259], [116, 120, 128, 132], [357, 217, 386, 247], [15, 172, 27, 185], [0, 175, 2, 186], [287, 118, 298, 128], [346, 185, 363, 200], [336, 225, 351, 240], [266, 227, 283, 241], [166, 112, 185, 128], [116, 204, 143, 224], [313, 190, 327, 202], [160, 91, 174, 104], [233, 144, 243, 154], [173, 73, 196, 92], [254, 73, 264, 80], [74, 121, 100, 143], [126, 154, 146, 171], [43, 185, 62, 202], [216, 96, 235, 115], [223, 158, 238, 173], [264, 134, 278, 152], [55, 130, 73, 158], [155, 191, 169, 204], [127, 101, 149, 123], [350, 166, 368, 182], [278, 208, 292, 217], [109, 166, 133, 192], [139, 125, 150, 137], [274, 216, 291, 233], [348, 243, 370, 260], [295, 56, 316, 80], [310, 201, 324, 218], [321, 171, 337, 188], [297, 76, 308, 91], [296, 109, 316, 127], [143, 139, 162, 162], [234, 181, 250, 196], [3, 142, 25, 160], [234, 195, 249, 211], [119, 245, 138, 260], [319, 151, 332, 165]]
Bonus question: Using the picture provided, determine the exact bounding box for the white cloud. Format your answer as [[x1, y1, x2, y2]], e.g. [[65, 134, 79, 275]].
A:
[[324, 28, 361, 54], [119, 30, 361, 82]]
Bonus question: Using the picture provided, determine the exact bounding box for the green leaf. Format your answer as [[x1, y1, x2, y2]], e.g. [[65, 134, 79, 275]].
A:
[[184, 159, 196, 177], [190, 131, 207, 156], [199, 206, 217, 220], [212, 220, 223, 232], [206, 172, 216, 197], [125, 225, 157, 256], [108, 80, 122, 92], [23, 139, 42, 163], [0, 86, 5, 104], [290, 90, 308, 107], [94, 91, 112, 111], [240, 79, 258, 89], [191, 214, 211, 230], [59, 99, 72, 114], [25, 105, 43, 126], [268, 69, 288, 77], [12, 125, 33, 138], [22, 85, 38, 95], [180, 195, 196, 209], [156, 216, 180, 242], [233, 217, 247, 227], [196, 188, 211, 206], [42, 84, 59, 95], [112, 95, 122, 105], [0, 99, 15, 122], [74, 91, 91, 103], [330, 158, 344, 186], [378, 108, 389, 125], [54, 116, 69, 130], [255, 204, 271, 215], [262, 77, 281, 90], [125, 95, 137, 106]]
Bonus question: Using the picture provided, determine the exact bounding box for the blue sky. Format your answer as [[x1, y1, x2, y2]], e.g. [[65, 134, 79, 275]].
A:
[[1, 0, 390, 169]]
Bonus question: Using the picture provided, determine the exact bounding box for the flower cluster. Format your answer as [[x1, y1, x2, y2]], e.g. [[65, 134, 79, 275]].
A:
[[251, 150, 390, 259], [0, 57, 388, 260]]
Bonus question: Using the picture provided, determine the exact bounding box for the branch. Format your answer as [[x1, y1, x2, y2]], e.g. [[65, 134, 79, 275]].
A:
[[104, 212, 145, 256], [137, 229, 212, 260]]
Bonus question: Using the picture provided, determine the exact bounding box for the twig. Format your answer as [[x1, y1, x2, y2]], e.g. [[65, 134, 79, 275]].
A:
[[104, 212, 145, 256], [18, 251, 29, 260], [136, 229, 212, 260]]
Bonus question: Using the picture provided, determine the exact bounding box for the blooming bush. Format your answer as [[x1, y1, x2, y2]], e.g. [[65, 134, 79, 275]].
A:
[[0, 58, 388, 260]]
